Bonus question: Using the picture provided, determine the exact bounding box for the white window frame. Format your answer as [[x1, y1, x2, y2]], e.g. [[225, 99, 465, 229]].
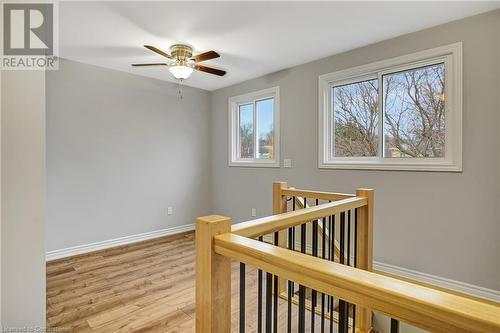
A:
[[318, 42, 462, 172], [228, 86, 280, 167]]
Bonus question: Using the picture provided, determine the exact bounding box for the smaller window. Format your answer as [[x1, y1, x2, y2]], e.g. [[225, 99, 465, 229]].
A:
[[229, 87, 280, 167]]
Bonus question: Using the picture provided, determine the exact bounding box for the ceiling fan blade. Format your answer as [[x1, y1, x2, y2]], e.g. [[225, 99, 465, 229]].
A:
[[144, 45, 173, 59], [131, 63, 168, 67], [194, 64, 226, 76], [190, 50, 220, 63]]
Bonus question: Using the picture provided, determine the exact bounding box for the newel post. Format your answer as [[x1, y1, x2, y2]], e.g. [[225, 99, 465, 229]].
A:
[[272, 181, 288, 249], [355, 188, 374, 333], [272, 181, 288, 216], [195, 215, 232, 333]]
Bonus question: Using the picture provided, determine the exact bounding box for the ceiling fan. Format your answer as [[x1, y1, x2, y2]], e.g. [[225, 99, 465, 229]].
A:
[[132, 44, 226, 80]]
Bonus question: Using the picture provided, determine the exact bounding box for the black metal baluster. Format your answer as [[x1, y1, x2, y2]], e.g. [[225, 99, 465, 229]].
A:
[[240, 262, 246, 333], [258, 236, 263, 333], [321, 216, 326, 333], [273, 232, 279, 333], [321, 294, 325, 333], [329, 296, 334, 333], [338, 212, 348, 333], [298, 198, 307, 333], [347, 210, 352, 332], [287, 197, 297, 333], [287, 227, 293, 333], [331, 217, 335, 262], [266, 270, 273, 333], [347, 210, 351, 266], [354, 210, 358, 266], [292, 197, 296, 257], [332, 212, 336, 263], [329, 212, 334, 333], [328, 212, 332, 262], [327, 213, 332, 315], [391, 318, 400, 333], [322, 216, 326, 259], [311, 199, 319, 333], [352, 209, 358, 331], [298, 284, 306, 333], [338, 214, 343, 262], [301, 198, 307, 256]]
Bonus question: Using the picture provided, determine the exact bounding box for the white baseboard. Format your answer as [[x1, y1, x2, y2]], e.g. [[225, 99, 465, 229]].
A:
[[374, 261, 500, 302], [46, 224, 195, 262]]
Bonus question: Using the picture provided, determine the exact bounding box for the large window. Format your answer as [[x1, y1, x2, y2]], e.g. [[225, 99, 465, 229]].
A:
[[319, 43, 462, 171], [229, 87, 280, 167]]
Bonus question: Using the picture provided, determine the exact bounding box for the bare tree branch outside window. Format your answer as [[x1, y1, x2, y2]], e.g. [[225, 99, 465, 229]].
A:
[[333, 79, 379, 157], [239, 104, 254, 158], [383, 63, 445, 158], [257, 98, 274, 159]]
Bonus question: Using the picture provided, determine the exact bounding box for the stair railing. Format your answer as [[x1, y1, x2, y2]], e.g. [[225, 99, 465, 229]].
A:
[[195, 181, 500, 333]]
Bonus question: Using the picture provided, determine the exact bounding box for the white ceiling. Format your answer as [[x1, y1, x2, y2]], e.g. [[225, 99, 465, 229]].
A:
[[59, 1, 500, 91]]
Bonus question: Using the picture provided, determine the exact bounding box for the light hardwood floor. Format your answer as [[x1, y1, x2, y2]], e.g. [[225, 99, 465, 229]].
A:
[[47, 231, 340, 332]]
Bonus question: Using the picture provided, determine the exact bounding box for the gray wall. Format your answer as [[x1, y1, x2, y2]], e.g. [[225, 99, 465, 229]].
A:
[[46, 59, 211, 251], [1, 70, 46, 325], [210, 10, 500, 290]]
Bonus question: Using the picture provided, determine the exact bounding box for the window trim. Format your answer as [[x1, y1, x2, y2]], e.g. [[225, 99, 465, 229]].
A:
[[228, 86, 280, 167], [318, 43, 462, 172]]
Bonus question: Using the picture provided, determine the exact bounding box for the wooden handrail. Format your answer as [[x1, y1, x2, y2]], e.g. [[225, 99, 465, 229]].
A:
[[214, 233, 500, 333], [282, 188, 355, 201], [231, 196, 367, 238]]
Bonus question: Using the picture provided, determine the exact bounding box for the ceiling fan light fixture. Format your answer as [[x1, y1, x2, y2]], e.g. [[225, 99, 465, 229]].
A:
[[169, 65, 193, 80]]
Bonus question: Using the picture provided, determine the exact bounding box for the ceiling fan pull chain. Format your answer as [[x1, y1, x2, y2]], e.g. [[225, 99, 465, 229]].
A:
[[178, 79, 184, 100]]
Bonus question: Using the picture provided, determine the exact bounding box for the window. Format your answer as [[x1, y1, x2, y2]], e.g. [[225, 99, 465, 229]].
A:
[[319, 43, 462, 171], [229, 87, 280, 167]]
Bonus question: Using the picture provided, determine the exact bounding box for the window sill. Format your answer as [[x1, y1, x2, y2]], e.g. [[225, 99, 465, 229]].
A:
[[319, 161, 462, 172], [229, 160, 280, 168]]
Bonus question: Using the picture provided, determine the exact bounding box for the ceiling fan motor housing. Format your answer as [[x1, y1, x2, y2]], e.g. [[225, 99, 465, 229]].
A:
[[170, 44, 193, 65]]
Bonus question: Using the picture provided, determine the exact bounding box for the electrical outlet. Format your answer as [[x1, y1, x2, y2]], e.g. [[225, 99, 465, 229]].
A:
[[251, 208, 257, 217], [167, 207, 173, 215], [283, 158, 292, 168]]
